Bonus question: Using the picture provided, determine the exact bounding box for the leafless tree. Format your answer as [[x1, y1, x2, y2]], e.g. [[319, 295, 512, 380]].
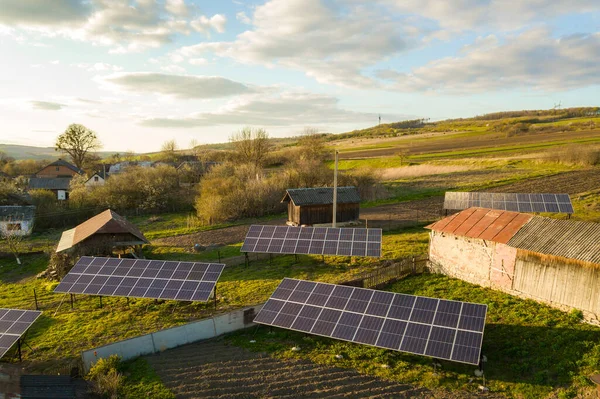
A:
[[229, 127, 271, 170], [0, 217, 28, 265], [55, 124, 102, 169]]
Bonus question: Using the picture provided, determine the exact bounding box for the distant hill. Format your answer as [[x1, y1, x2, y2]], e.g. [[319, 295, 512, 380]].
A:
[[0, 144, 117, 161]]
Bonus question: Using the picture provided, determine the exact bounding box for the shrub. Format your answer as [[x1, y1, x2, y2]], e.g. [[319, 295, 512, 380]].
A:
[[87, 355, 123, 399]]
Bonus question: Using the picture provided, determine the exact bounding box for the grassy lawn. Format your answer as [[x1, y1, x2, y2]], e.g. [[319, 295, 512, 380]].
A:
[[228, 273, 600, 399], [0, 226, 427, 374], [364, 159, 580, 206]]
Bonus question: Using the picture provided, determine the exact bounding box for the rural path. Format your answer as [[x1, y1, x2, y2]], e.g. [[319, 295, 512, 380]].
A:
[[153, 168, 600, 247], [146, 338, 505, 399]]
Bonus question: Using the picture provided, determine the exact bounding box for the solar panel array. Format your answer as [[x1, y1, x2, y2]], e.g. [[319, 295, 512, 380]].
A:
[[444, 192, 574, 214], [0, 309, 42, 359], [241, 226, 382, 257], [254, 278, 487, 365], [54, 257, 225, 302]]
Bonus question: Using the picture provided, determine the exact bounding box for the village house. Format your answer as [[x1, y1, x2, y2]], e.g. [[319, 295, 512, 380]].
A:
[[281, 186, 361, 226], [0, 205, 35, 236], [56, 209, 148, 256], [84, 171, 108, 188], [426, 207, 600, 321], [28, 159, 84, 200]]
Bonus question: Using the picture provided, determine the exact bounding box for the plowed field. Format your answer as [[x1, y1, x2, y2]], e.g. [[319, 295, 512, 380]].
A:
[[146, 338, 505, 398]]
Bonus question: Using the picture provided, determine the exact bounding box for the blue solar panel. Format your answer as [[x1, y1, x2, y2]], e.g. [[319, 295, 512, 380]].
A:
[[254, 278, 487, 365]]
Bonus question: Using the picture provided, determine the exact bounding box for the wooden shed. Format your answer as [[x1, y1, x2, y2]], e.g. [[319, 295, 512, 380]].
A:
[[281, 186, 360, 226], [56, 209, 148, 256]]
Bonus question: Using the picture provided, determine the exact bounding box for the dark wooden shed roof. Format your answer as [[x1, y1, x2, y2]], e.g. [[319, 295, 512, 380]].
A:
[[0, 205, 35, 221], [28, 177, 72, 191], [281, 187, 360, 206], [56, 209, 148, 253]]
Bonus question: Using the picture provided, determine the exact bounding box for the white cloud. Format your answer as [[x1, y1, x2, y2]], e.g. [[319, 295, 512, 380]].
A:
[[160, 64, 186, 73], [72, 62, 123, 72], [30, 100, 66, 110], [165, 0, 188, 17], [236, 11, 251, 25], [364, 0, 600, 33], [103, 72, 255, 99], [0, 0, 90, 26], [382, 30, 600, 93], [190, 14, 226, 35], [140, 92, 381, 128], [174, 0, 409, 88], [189, 58, 208, 66], [0, 0, 225, 53]]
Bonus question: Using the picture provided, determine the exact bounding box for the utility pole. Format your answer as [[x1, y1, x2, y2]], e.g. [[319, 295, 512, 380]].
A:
[[332, 150, 339, 227]]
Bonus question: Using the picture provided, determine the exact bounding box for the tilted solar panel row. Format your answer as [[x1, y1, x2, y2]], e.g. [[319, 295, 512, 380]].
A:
[[443, 192, 574, 213], [242, 226, 382, 257], [54, 257, 224, 302], [254, 278, 487, 365]]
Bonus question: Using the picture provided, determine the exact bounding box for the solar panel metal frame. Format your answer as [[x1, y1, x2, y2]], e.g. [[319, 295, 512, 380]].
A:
[[54, 257, 225, 302], [443, 192, 574, 214], [254, 278, 487, 365], [241, 226, 382, 257], [0, 308, 42, 359]]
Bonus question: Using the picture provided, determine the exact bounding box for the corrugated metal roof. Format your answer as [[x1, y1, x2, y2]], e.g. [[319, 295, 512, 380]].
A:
[[56, 209, 148, 253], [28, 177, 71, 190], [507, 217, 600, 264], [425, 207, 532, 244], [281, 186, 361, 206], [0, 205, 35, 221]]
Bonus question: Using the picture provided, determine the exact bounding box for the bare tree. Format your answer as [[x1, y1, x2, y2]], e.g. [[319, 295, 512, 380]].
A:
[[0, 217, 28, 265], [229, 127, 271, 170], [161, 139, 178, 162], [55, 124, 102, 170], [297, 127, 327, 161]]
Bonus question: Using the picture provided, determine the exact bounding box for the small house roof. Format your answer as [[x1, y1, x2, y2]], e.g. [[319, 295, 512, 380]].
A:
[[56, 209, 149, 253], [28, 177, 71, 190], [0, 205, 35, 221], [427, 207, 600, 264], [281, 186, 361, 206], [37, 159, 84, 175]]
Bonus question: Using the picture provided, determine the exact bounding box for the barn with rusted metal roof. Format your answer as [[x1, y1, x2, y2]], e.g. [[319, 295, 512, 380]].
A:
[[426, 207, 600, 320]]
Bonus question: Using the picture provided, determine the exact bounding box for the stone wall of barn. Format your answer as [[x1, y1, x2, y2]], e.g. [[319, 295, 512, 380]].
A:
[[429, 232, 600, 323], [428, 231, 516, 291]]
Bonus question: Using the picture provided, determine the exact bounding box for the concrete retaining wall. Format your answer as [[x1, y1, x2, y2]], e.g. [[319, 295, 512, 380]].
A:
[[81, 304, 263, 372]]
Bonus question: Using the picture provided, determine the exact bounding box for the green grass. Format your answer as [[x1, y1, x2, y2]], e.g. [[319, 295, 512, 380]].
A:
[[572, 189, 600, 222], [363, 159, 580, 207], [0, 226, 426, 372], [227, 273, 600, 398], [121, 358, 175, 399]]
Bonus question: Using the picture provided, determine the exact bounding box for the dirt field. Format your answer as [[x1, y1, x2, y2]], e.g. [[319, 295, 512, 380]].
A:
[[338, 129, 600, 159], [146, 338, 505, 399], [153, 168, 600, 246]]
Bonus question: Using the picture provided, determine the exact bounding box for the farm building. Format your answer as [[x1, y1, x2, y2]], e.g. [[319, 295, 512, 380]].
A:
[[0, 206, 35, 236], [426, 207, 600, 320], [56, 209, 148, 256], [281, 186, 360, 226], [84, 171, 108, 187], [34, 159, 83, 178], [28, 177, 72, 200]]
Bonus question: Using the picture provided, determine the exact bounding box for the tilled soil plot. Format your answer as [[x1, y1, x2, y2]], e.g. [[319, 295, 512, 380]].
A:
[[360, 168, 600, 229], [146, 338, 505, 399]]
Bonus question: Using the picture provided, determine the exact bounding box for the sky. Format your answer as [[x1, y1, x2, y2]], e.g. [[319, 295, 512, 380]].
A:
[[0, 0, 599, 152]]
